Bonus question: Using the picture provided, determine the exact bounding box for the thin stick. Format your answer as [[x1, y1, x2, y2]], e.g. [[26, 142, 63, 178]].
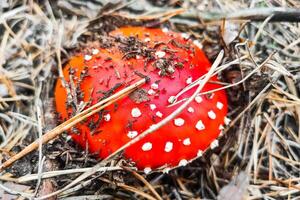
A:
[[0, 79, 146, 172], [181, 7, 300, 22]]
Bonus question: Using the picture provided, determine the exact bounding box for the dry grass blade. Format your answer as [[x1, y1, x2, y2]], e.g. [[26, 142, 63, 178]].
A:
[[123, 167, 163, 200], [99, 177, 157, 200], [0, 78, 146, 172]]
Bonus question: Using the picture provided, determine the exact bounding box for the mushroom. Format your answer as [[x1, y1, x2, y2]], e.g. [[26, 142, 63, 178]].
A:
[[55, 26, 228, 173]]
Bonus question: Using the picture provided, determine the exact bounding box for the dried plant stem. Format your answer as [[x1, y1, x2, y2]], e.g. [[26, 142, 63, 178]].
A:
[[0, 79, 146, 172], [182, 7, 300, 22], [11, 166, 128, 183]]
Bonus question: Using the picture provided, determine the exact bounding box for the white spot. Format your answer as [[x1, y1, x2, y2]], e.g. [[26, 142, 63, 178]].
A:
[[187, 107, 194, 113], [163, 167, 171, 174], [144, 167, 152, 174], [162, 27, 169, 33], [208, 110, 216, 120], [156, 111, 163, 118], [179, 159, 188, 166], [84, 54, 92, 61], [131, 108, 142, 118], [174, 118, 185, 127], [92, 48, 99, 55], [103, 114, 111, 121], [210, 140, 219, 149], [195, 120, 205, 131], [150, 104, 156, 110], [193, 40, 203, 49], [216, 102, 223, 110], [144, 37, 151, 42], [149, 124, 157, 129], [197, 150, 203, 157], [155, 51, 166, 58], [195, 96, 202, 103], [183, 138, 191, 146], [224, 117, 231, 125], [127, 131, 138, 139], [168, 96, 176, 104], [148, 89, 155, 95], [151, 83, 159, 90], [136, 55, 141, 59], [164, 141, 173, 152], [181, 33, 189, 39], [142, 142, 152, 151], [186, 77, 193, 84], [219, 124, 224, 130]]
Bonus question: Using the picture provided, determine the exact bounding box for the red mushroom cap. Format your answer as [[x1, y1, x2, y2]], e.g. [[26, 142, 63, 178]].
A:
[[55, 26, 228, 173]]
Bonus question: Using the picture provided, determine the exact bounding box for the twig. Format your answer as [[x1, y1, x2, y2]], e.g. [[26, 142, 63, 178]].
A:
[[0, 79, 146, 172], [14, 166, 129, 183], [181, 7, 300, 22]]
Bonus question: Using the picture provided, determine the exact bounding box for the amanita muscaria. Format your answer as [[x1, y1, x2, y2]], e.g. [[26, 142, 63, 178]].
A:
[[55, 26, 228, 173]]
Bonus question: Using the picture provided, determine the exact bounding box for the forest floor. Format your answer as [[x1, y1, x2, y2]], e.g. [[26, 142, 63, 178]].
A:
[[0, 0, 300, 199]]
